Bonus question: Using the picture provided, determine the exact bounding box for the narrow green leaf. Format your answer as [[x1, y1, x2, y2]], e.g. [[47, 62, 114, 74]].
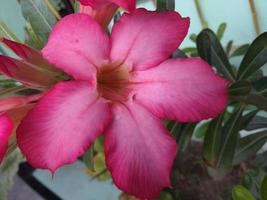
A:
[[194, 120, 210, 139], [216, 106, 244, 175], [156, 0, 174, 11], [233, 130, 267, 165], [237, 32, 267, 80], [189, 33, 197, 42], [156, 0, 167, 12], [239, 109, 258, 130], [216, 22, 227, 40], [226, 40, 233, 56], [232, 185, 256, 200], [230, 92, 267, 112], [177, 123, 196, 152], [0, 21, 21, 42], [20, 0, 57, 44], [83, 147, 95, 171], [172, 49, 187, 58], [231, 44, 250, 57], [261, 176, 267, 200], [196, 29, 236, 81], [203, 115, 223, 166], [246, 116, 267, 131], [0, 149, 23, 200], [166, 0, 175, 11], [228, 81, 252, 97]]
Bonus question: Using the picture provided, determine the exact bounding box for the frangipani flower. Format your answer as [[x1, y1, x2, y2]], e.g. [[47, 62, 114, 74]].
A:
[[0, 114, 13, 164], [16, 9, 228, 199], [78, 0, 135, 28]]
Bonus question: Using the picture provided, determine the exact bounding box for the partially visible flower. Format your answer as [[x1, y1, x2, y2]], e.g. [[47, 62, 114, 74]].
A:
[[0, 37, 63, 90], [16, 9, 228, 199], [0, 114, 13, 164], [0, 38, 62, 164], [78, 0, 135, 28]]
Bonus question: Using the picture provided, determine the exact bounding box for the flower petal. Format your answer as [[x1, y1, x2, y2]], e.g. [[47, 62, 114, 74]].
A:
[[78, 0, 135, 12], [0, 115, 13, 164], [41, 14, 110, 81], [110, 8, 189, 70], [17, 81, 111, 172], [0, 55, 57, 88], [104, 101, 177, 199], [132, 58, 229, 122]]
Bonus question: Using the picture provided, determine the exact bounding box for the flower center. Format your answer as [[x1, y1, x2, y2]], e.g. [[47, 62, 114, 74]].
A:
[[97, 62, 132, 103]]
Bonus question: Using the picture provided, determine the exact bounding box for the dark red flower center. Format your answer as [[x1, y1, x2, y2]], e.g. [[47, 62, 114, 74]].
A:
[[97, 62, 132, 103]]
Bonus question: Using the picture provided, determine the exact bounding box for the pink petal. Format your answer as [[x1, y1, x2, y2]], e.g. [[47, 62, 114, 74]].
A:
[[78, 0, 135, 12], [110, 8, 189, 71], [104, 101, 177, 199], [0, 37, 57, 71], [132, 58, 229, 122], [0, 94, 42, 113], [17, 81, 111, 172], [0, 115, 13, 164], [41, 14, 110, 81], [0, 55, 56, 88]]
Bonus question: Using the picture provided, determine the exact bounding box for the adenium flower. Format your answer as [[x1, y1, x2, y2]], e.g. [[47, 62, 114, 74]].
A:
[[78, 0, 135, 28], [14, 9, 228, 199]]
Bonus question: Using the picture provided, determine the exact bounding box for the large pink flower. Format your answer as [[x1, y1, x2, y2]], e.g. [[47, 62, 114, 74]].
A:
[[0, 114, 13, 164], [78, 0, 135, 28], [16, 9, 228, 199]]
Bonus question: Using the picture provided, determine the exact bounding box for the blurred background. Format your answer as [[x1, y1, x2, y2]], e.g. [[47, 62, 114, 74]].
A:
[[0, 0, 267, 199]]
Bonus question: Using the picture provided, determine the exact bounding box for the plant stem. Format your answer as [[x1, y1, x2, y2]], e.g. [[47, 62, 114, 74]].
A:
[[248, 0, 260, 36], [194, 0, 207, 28]]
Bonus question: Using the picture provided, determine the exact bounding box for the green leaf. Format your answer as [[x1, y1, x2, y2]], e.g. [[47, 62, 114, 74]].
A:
[[194, 120, 210, 139], [156, 0, 175, 11], [172, 49, 187, 58], [177, 123, 196, 152], [216, 106, 244, 175], [169, 121, 183, 138], [230, 92, 267, 112], [20, 0, 57, 44], [0, 21, 21, 42], [261, 176, 267, 200], [239, 109, 258, 130], [228, 81, 252, 97], [156, 191, 174, 200], [83, 147, 95, 171], [226, 40, 233, 56], [246, 116, 267, 131], [189, 33, 197, 42], [233, 130, 267, 165], [203, 115, 223, 166], [216, 23, 227, 40], [196, 29, 236, 81], [231, 44, 250, 57], [0, 149, 23, 200], [237, 32, 267, 80], [232, 185, 256, 200]]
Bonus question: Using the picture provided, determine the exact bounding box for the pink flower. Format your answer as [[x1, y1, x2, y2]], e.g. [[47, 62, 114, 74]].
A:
[[0, 114, 13, 164], [16, 9, 228, 199], [78, 0, 135, 28]]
